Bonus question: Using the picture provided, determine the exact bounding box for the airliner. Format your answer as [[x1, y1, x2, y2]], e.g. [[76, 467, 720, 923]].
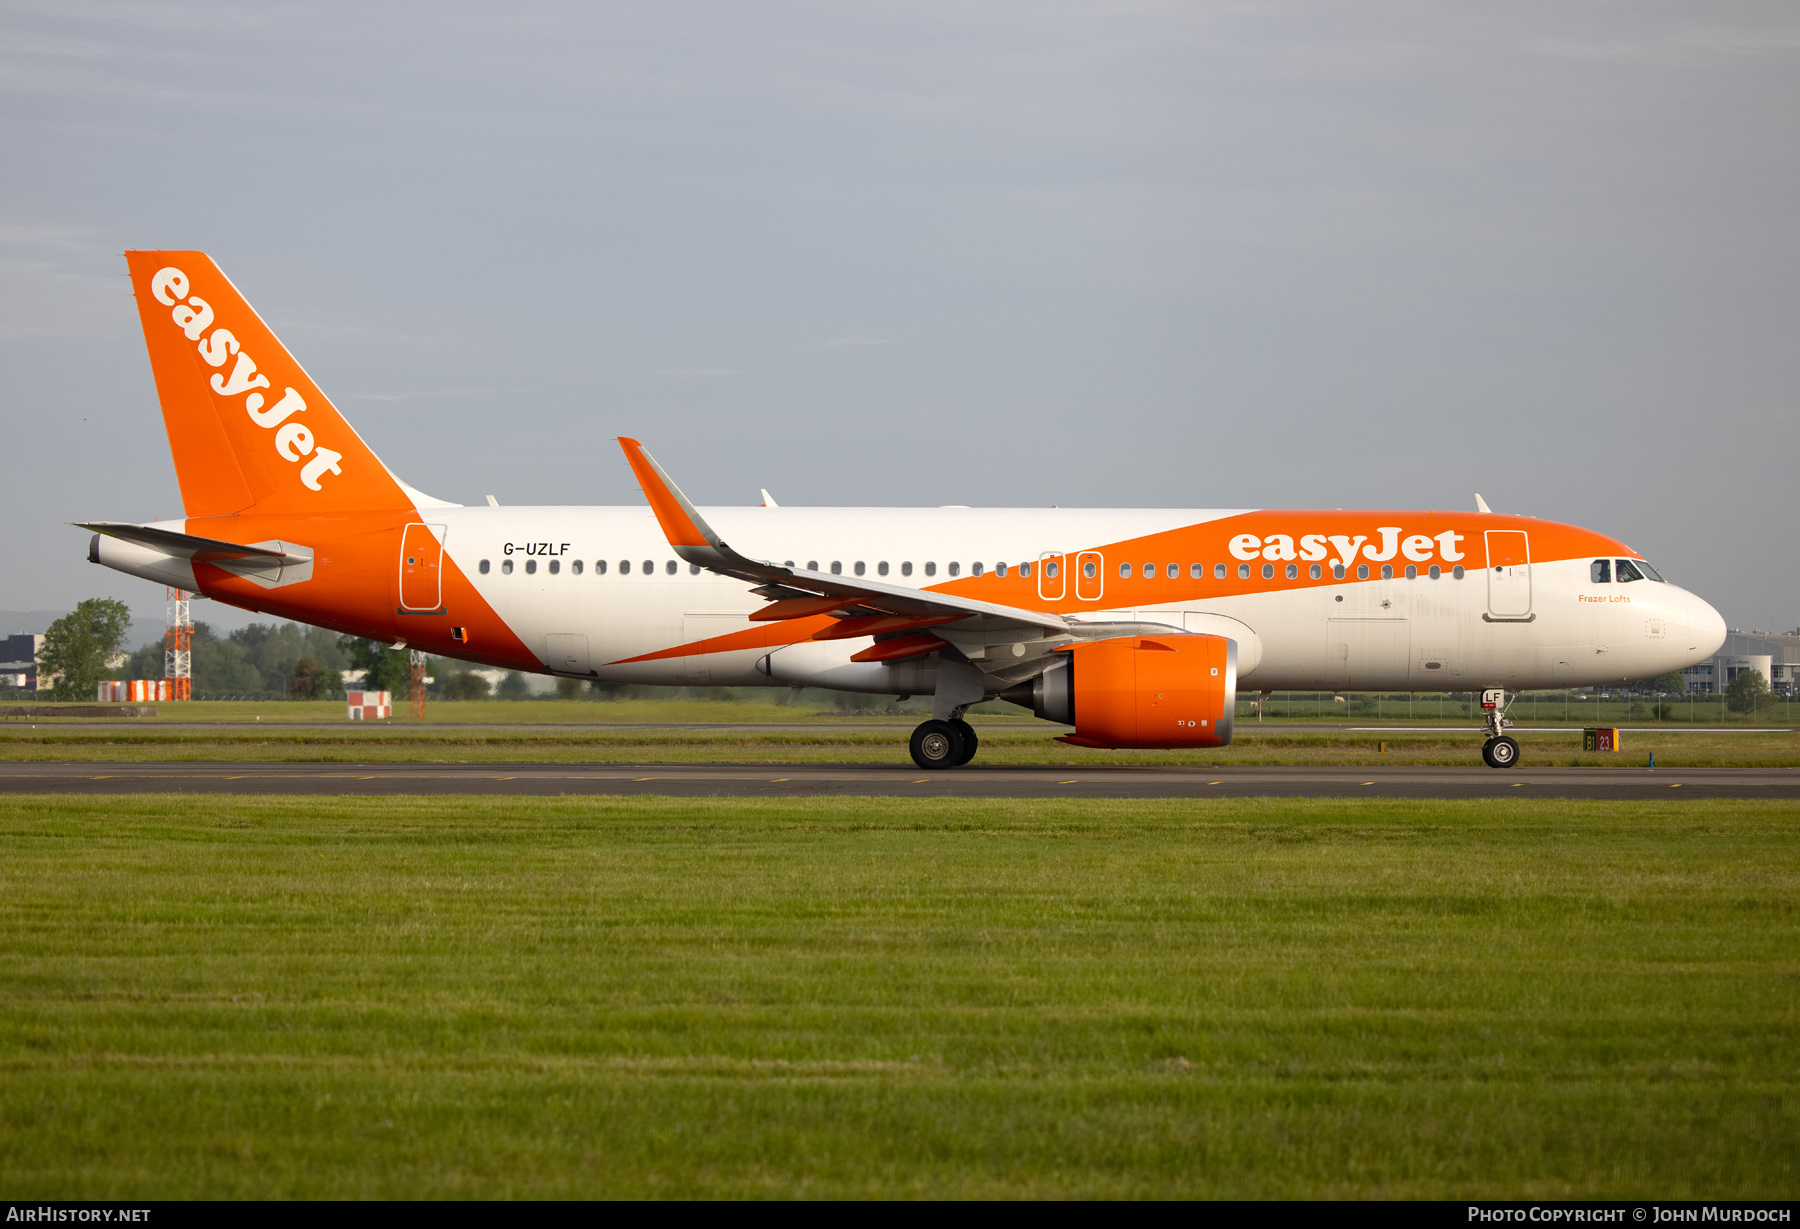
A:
[[83, 251, 1728, 769]]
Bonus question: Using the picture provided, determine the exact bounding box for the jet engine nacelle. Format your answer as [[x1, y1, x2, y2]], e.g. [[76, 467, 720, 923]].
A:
[[1019, 633, 1236, 749]]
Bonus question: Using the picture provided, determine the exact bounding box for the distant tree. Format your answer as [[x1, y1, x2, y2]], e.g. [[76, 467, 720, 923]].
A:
[[1727, 670, 1771, 715], [289, 657, 330, 700], [336, 635, 412, 696], [497, 671, 530, 700], [555, 677, 584, 700], [441, 672, 490, 700], [38, 599, 133, 700], [1645, 671, 1686, 694]]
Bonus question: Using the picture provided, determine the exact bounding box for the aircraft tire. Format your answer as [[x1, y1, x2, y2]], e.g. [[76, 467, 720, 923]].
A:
[[1482, 736, 1520, 769], [910, 720, 966, 770], [949, 719, 979, 766]]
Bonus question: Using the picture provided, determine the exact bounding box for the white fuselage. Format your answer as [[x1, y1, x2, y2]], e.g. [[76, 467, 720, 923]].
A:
[[434, 505, 1724, 692]]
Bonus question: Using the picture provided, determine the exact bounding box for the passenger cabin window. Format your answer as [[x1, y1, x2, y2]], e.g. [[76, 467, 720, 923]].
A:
[[1428, 564, 1440, 579], [1615, 559, 1645, 583], [1020, 562, 1032, 578], [571, 560, 583, 575], [596, 560, 607, 574], [831, 561, 843, 575], [972, 563, 983, 577], [995, 563, 1007, 578], [525, 559, 537, 574], [1214, 564, 1227, 579], [1404, 565, 1416, 579], [665, 560, 677, 575], [1167, 563, 1178, 579], [1309, 564, 1321, 579], [1142, 562, 1153, 578], [1357, 564, 1369, 580], [548, 559, 560, 574], [642, 559, 653, 574], [1333, 564, 1346, 580], [1238, 564, 1250, 579], [878, 562, 889, 576], [854, 562, 866, 576], [1191, 563, 1204, 579], [1083, 561, 1096, 579], [948, 562, 961, 577], [1452, 565, 1465, 579], [1119, 562, 1131, 579], [501, 559, 513, 575], [1262, 563, 1274, 579], [807, 561, 819, 571], [925, 563, 936, 577], [1380, 564, 1392, 580], [479, 559, 490, 574], [1591, 559, 1612, 583], [619, 559, 630, 574], [901, 562, 913, 577], [1043, 561, 1057, 578], [1286, 563, 1298, 579]]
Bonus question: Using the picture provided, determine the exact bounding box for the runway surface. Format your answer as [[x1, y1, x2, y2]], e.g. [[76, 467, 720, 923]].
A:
[[2, 762, 1795, 799]]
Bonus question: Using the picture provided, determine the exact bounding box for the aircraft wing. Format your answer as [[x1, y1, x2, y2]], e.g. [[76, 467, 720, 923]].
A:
[[616, 438, 1069, 636], [77, 521, 309, 564]]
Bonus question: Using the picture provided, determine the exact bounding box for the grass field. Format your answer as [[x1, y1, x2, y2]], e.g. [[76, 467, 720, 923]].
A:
[[2, 794, 1796, 1198], [2, 724, 1796, 767]]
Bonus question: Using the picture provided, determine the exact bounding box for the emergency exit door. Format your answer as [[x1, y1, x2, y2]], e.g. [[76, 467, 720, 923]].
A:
[[1484, 530, 1531, 619], [399, 523, 446, 611]]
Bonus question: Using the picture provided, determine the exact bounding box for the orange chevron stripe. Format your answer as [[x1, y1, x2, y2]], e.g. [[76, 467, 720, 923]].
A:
[[608, 613, 835, 665]]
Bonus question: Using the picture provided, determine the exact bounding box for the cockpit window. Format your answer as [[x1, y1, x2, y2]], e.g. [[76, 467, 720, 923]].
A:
[[1615, 559, 1645, 583], [1591, 559, 1611, 584], [1637, 560, 1665, 582]]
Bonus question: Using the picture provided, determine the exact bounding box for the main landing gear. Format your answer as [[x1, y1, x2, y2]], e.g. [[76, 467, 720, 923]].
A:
[[910, 718, 979, 770], [1479, 687, 1520, 769]]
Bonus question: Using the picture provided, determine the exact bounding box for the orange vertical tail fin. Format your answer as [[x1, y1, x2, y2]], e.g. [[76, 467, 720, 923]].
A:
[[125, 251, 424, 518]]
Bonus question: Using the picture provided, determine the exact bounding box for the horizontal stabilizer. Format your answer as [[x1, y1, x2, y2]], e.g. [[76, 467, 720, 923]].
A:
[[77, 521, 308, 564]]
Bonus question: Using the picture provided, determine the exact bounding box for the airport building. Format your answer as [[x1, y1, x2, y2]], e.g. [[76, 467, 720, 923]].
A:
[[0, 633, 42, 692], [1682, 629, 1800, 696]]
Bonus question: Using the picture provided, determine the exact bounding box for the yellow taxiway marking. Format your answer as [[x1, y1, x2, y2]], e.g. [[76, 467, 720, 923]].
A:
[[1361, 781, 1375, 786], [914, 779, 929, 784], [1059, 780, 1078, 784], [1511, 783, 1523, 787], [1209, 781, 1223, 785], [635, 777, 656, 782], [1671, 783, 1683, 788], [770, 778, 789, 782]]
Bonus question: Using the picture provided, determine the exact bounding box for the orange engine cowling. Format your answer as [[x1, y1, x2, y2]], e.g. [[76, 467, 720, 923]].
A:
[[1019, 634, 1237, 749]]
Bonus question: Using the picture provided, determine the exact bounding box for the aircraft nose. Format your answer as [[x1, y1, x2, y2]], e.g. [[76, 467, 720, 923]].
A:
[[1688, 595, 1727, 658]]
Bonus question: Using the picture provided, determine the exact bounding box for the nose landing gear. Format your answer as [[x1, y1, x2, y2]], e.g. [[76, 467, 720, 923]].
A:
[[1479, 687, 1521, 769], [1482, 735, 1520, 768]]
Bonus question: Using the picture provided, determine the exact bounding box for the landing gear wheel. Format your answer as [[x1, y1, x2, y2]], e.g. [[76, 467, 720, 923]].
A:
[[910, 720, 966, 770], [1482, 736, 1520, 769], [949, 719, 979, 766]]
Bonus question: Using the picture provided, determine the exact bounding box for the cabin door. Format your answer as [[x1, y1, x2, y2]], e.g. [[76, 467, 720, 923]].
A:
[[1484, 530, 1532, 619], [399, 523, 446, 611]]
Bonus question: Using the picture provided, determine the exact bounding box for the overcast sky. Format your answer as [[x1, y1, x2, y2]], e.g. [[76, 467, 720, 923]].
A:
[[3, 1, 1796, 631]]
